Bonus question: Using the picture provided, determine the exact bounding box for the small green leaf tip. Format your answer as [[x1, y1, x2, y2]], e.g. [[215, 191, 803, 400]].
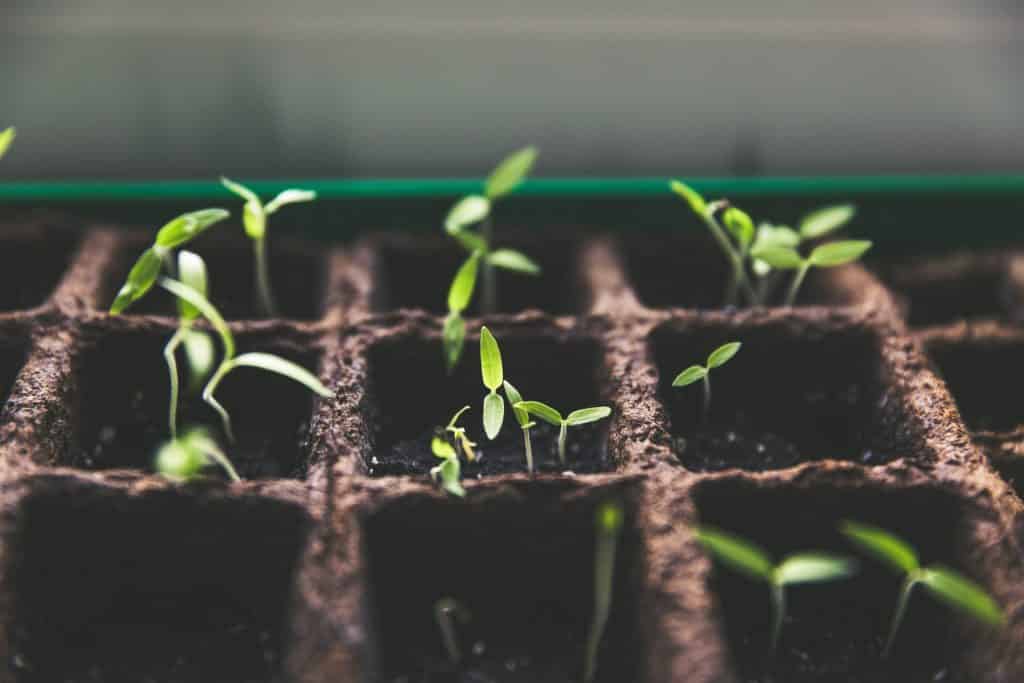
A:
[[445, 195, 490, 235], [154, 208, 230, 249], [774, 554, 858, 585], [0, 127, 14, 159], [487, 249, 541, 275], [669, 180, 707, 215], [448, 251, 481, 314], [723, 207, 754, 247], [808, 240, 872, 267], [483, 392, 505, 440], [596, 501, 624, 534], [918, 567, 1005, 627], [514, 400, 563, 426], [750, 245, 803, 270], [695, 526, 774, 582], [566, 406, 612, 426], [110, 247, 163, 314], [479, 327, 503, 391], [706, 341, 741, 369], [485, 146, 537, 200], [672, 365, 707, 387], [431, 436, 457, 459], [840, 520, 919, 574], [800, 204, 856, 240]]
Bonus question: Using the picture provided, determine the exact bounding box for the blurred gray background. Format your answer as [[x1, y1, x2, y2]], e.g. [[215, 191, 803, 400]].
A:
[[2, 1, 1023, 179]]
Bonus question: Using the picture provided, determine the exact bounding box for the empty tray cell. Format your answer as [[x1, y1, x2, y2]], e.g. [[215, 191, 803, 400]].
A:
[[0, 224, 79, 311], [361, 484, 644, 682], [4, 483, 310, 682], [364, 329, 612, 477], [369, 235, 584, 315], [70, 328, 323, 479], [651, 321, 906, 472], [104, 234, 326, 321], [695, 479, 981, 682], [623, 234, 863, 311]]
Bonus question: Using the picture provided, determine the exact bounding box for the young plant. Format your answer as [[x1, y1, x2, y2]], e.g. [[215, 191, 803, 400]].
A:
[[221, 178, 316, 317], [442, 147, 541, 368], [155, 427, 240, 483], [0, 127, 14, 159], [513, 401, 612, 466], [696, 526, 857, 653], [840, 520, 1005, 657], [583, 500, 625, 683], [430, 406, 476, 497], [479, 326, 505, 440], [672, 341, 741, 422], [503, 380, 536, 473], [434, 597, 470, 666], [751, 239, 872, 306]]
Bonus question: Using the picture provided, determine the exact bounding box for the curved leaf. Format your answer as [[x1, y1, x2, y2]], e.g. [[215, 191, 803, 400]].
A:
[[221, 176, 260, 204], [485, 146, 537, 199], [443, 312, 466, 372], [669, 180, 707, 215], [228, 352, 333, 397], [110, 247, 163, 314], [919, 566, 1005, 627], [750, 245, 803, 270], [448, 251, 481, 313], [672, 365, 707, 387], [503, 380, 530, 427], [800, 204, 856, 240], [265, 188, 316, 214], [431, 436, 457, 459], [0, 127, 14, 159], [695, 527, 774, 582], [435, 456, 465, 497], [515, 400, 563, 426], [479, 326, 503, 391], [754, 224, 800, 250], [176, 250, 208, 321], [707, 342, 741, 369], [723, 207, 754, 248], [487, 249, 541, 275], [446, 405, 472, 430], [566, 406, 612, 426], [840, 520, 919, 574], [775, 553, 857, 586], [808, 240, 872, 268], [483, 392, 505, 440], [445, 195, 490, 234], [158, 276, 235, 360], [155, 208, 230, 249]]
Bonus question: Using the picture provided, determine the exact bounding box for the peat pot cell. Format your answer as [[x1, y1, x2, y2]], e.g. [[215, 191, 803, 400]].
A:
[[696, 480, 978, 682], [0, 230, 79, 311], [0, 334, 28, 412], [365, 333, 612, 477], [107, 237, 326, 321], [70, 331, 320, 479], [362, 488, 644, 682], [624, 235, 858, 311], [652, 324, 900, 472], [5, 486, 309, 683], [370, 238, 582, 315]]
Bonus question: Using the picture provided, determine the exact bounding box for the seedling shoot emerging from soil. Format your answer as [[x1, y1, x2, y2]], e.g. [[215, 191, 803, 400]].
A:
[[513, 401, 612, 466], [155, 427, 240, 483], [502, 380, 536, 473], [221, 177, 316, 317], [430, 406, 475, 497], [583, 500, 624, 683], [841, 520, 1005, 657], [752, 239, 872, 306], [434, 597, 471, 666], [442, 147, 541, 369], [696, 526, 857, 653], [0, 127, 14, 159], [672, 341, 741, 422]]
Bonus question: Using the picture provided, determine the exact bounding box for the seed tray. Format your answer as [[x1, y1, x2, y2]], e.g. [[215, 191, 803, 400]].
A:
[[0, 212, 1021, 682]]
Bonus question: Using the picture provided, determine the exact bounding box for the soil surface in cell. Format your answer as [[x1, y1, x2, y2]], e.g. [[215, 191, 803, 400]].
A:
[[370, 422, 611, 478]]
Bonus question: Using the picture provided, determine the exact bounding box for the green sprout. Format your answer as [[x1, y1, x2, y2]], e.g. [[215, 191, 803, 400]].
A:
[[513, 401, 612, 466], [221, 178, 317, 317], [672, 341, 741, 421], [841, 520, 1005, 657], [0, 127, 14, 159], [696, 526, 857, 653], [430, 406, 476, 497], [479, 326, 505, 440], [442, 147, 541, 368], [155, 427, 240, 483], [752, 239, 873, 307], [434, 597, 471, 666], [583, 500, 624, 683], [503, 380, 536, 473]]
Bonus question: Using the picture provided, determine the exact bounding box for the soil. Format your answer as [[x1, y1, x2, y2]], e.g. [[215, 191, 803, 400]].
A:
[[0, 219, 80, 312]]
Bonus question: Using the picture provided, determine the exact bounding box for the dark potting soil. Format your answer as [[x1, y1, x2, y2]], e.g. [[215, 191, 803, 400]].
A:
[[368, 422, 611, 478]]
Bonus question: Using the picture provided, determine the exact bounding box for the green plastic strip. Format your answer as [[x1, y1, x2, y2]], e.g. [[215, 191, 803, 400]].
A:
[[2, 175, 1024, 202]]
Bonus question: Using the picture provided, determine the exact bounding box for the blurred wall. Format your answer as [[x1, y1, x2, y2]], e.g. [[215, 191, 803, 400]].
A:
[[2, 1, 1023, 179]]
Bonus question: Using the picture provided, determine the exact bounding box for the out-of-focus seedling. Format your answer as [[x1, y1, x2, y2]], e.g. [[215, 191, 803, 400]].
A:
[[502, 380, 536, 473], [672, 342, 741, 422], [0, 127, 14, 159], [513, 401, 612, 466], [751, 239, 872, 306], [221, 177, 316, 317], [696, 526, 857, 653], [583, 500, 625, 683], [841, 520, 1004, 657], [441, 147, 541, 368], [434, 597, 471, 667], [155, 427, 240, 483], [479, 326, 506, 440]]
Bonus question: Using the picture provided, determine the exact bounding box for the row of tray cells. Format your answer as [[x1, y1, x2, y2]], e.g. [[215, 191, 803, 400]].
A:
[[2, 476, 986, 682]]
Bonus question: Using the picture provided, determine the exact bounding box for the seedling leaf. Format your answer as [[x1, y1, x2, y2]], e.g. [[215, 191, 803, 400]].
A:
[[566, 406, 612, 426], [808, 240, 872, 267], [754, 224, 800, 250], [0, 127, 14, 159], [669, 179, 707, 214], [750, 245, 803, 270], [443, 312, 466, 372], [485, 146, 537, 199], [154, 208, 230, 249], [723, 207, 754, 248], [695, 527, 774, 582], [176, 250, 208, 321], [434, 457, 465, 497], [918, 567, 1005, 627], [265, 188, 316, 214], [181, 329, 216, 389], [229, 352, 334, 397], [840, 520, 919, 574], [158, 277, 235, 360], [800, 204, 856, 240], [431, 436, 457, 459], [515, 400, 563, 427], [672, 365, 707, 387], [775, 553, 857, 585], [110, 247, 163, 314], [503, 380, 530, 427], [483, 392, 505, 439], [445, 195, 491, 234], [479, 326, 503, 391], [487, 249, 541, 275], [448, 251, 481, 313], [707, 341, 741, 368]]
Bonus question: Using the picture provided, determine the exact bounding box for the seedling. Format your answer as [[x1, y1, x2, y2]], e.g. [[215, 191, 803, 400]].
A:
[[513, 401, 612, 466], [752, 239, 873, 306], [583, 500, 624, 683], [840, 520, 1004, 657], [696, 526, 857, 653], [442, 148, 541, 368], [430, 406, 476, 497], [672, 342, 741, 422], [221, 177, 316, 317], [155, 427, 240, 483], [503, 380, 536, 473], [434, 597, 471, 666], [0, 127, 14, 159], [478, 326, 508, 440]]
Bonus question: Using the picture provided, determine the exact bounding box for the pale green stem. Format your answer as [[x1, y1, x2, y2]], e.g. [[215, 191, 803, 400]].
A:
[[701, 373, 712, 423], [254, 237, 278, 317], [199, 440, 242, 483], [523, 426, 535, 474], [435, 601, 462, 665], [785, 262, 812, 307], [583, 517, 620, 683], [883, 574, 917, 658], [700, 209, 756, 307], [203, 362, 236, 443], [558, 421, 568, 465], [481, 217, 497, 315], [163, 327, 188, 438], [770, 582, 786, 654]]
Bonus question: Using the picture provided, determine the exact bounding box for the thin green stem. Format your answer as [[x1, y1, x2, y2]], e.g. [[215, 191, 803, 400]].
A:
[[701, 373, 712, 423], [481, 217, 497, 314], [700, 209, 755, 306], [883, 574, 917, 658], [583, 517, 620, 683], [163, 328, 188, 438], [203, 362, 236, 443], [558, 421, 568, 465], [254, 237, 278, 317], [435, 600, 462, 665], [770, 582, 786, 654], [198, 439, 242, 483], [523, 426, 534, 474], [785, 262, 811, 307]]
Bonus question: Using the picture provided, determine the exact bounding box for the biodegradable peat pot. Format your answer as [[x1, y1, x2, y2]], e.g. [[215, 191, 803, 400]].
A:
[[0, 215, 1022, 683]]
